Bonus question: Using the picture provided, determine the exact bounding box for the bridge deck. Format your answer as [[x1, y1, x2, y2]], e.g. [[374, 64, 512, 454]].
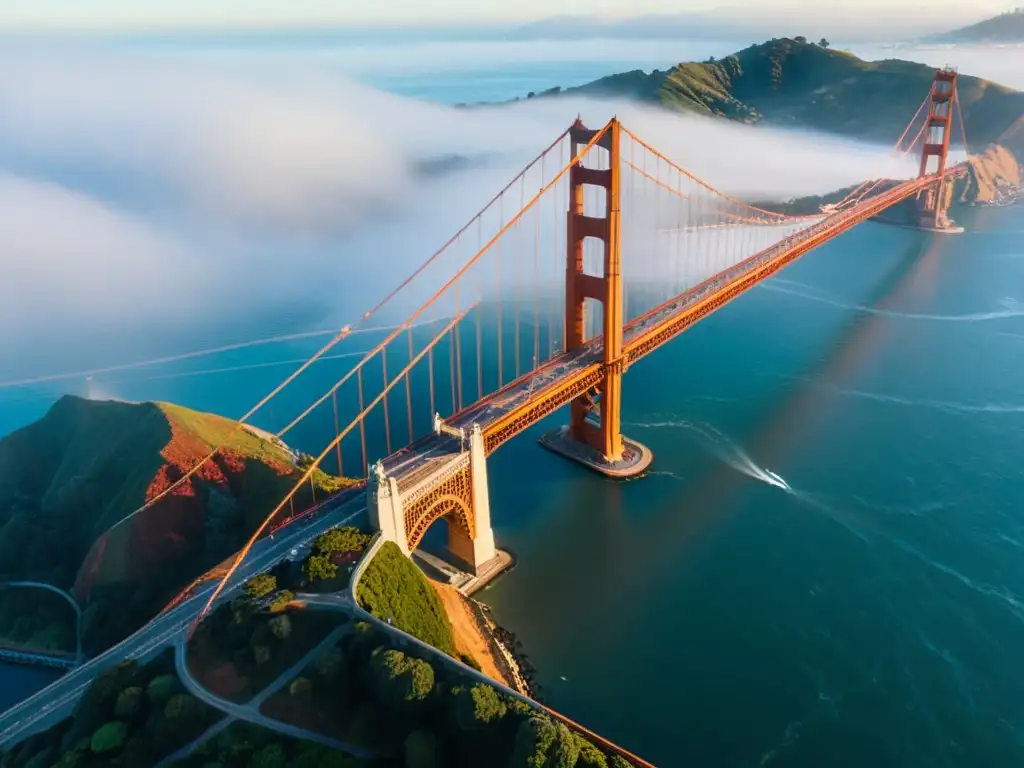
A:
[[378, 167, 962, 484]]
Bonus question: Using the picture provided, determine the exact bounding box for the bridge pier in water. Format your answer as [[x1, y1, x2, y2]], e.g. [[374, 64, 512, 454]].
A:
[[368, 423, 498, 576], [539, 117, 653, 479]]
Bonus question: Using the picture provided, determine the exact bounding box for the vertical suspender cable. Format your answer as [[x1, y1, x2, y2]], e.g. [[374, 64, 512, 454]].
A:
[[357, 367, 368, 473], [381, 349, 392, 456], [405, 327, 415, 443], [331, 388, 343, 477]]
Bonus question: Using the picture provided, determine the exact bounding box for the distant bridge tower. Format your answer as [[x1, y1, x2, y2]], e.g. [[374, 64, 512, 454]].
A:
[[539, 118, 653, 478], [916, 68, 958, 229]]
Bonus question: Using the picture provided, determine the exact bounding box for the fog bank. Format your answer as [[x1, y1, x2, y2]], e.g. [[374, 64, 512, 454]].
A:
[[0, 44, 918, 384]]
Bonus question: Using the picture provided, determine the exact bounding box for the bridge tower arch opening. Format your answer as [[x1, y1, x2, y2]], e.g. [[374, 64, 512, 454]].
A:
[[368, 422, 497, 575]]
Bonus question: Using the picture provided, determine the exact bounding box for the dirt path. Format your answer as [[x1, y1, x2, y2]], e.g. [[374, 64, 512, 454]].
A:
[[431, 581, 510, 687]]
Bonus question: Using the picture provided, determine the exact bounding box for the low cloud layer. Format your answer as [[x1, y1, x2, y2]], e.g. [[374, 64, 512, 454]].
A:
[[0, 43, 920, 383]]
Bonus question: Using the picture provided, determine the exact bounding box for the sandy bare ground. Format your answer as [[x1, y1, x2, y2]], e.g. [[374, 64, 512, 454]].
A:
[[431, 581, 510, 687]]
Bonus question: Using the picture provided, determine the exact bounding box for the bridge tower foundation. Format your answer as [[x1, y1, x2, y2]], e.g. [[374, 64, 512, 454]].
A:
[[368, 423, 498, 575], [539, 117, 653, 478]]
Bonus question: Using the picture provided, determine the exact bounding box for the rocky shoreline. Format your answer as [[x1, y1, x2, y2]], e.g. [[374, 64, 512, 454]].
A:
[[472, 601, 545, 702]]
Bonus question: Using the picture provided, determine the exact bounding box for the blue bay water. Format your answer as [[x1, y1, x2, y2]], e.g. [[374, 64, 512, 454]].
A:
[[2, 39, 1024, 768]]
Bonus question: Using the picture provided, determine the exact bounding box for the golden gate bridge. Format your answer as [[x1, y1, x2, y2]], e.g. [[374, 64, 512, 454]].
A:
[[132, 67, 974, 616], [0, 66, 975, 768]]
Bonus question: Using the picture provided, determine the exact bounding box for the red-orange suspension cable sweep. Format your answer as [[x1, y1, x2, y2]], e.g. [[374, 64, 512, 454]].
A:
[[622, 126, 821, 221], [355, 127, 572, 326], [43, 137, 574, 527], [625, 160, 803, 226], [892, 90, 932, 154], [195, 120, 615, 627], [194, 305, 476, 629], [106, 325, 357, 531], [277, 121, 612, 438]]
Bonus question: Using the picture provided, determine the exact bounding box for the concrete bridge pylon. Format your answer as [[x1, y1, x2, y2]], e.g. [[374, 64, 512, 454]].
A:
[[368, 421, 497, 575]]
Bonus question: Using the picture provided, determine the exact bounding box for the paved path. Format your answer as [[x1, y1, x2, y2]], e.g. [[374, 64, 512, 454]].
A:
[[0, 495, 367, 747], [174, 621, 376, 760]]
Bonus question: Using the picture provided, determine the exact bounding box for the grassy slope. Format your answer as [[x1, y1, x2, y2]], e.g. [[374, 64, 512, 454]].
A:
[[356, 541, 457, 656], [568, 38, 1024, 150], [0, 396, 353, 650], [0, 397, 169, 583]]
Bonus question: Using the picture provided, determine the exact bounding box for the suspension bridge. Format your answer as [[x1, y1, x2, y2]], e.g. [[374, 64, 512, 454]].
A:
[[0, 66, 975, 763], [187, 66, 968, 595]]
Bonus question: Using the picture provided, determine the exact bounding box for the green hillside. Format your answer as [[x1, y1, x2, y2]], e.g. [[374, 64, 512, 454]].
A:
[[0, 395, 353, 654], [561, 37, 1024, 149]]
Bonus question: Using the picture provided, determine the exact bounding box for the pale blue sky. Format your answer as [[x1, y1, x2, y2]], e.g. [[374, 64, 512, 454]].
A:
[[0, 0, 1009, 29]]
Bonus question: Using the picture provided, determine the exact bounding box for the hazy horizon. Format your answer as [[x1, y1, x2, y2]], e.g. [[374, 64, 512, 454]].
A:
[[0, 2, 1015, 43]]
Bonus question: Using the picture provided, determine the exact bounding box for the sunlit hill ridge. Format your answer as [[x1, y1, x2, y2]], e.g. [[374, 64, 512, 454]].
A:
[[0, 395, 351, 655]]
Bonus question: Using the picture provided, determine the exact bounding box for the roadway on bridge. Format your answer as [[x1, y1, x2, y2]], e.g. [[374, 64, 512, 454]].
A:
[[375, 173, 946, 480]]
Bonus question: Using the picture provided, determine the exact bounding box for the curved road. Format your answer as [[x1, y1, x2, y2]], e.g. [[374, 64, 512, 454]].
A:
[[172, 622, 377, 762], [1, 582, 83, 661], [0, 495, 368, 748]]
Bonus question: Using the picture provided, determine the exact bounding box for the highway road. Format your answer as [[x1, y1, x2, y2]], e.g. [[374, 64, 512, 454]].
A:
[[0, 493, 368, 748]]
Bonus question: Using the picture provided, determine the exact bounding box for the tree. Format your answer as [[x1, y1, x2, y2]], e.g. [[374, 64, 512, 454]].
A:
[[268, 614, 292, 640], [289, 677, 313, 699], [506, 696, 534, 719], [609, 757, 633, 768], [509, 716, 579, 768], [90, 722, 128, 754], [251, 743, 287, 768], [576, 737, 609, 768], [370, 649, 435, 711], [314, 527, 369, 555], [452, 684, 507, 732], [305, 554, 338, 582], [146, 675, 180, 706], [313, 647, 345, 680], [114, 686, 144, 719], [404, 730, 437, 768], [293, 742, 364, 768], [244, 573, 277, 599], [819, 38, 830, 48], [164, 693, 201, 723], [268, 590, 294, 613], [794, 35, 807, 43]]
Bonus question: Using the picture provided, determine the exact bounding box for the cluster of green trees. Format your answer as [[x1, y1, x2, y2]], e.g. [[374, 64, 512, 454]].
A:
[[355, 542, 457, 656], [792, 36, 830, 47], [188, 591, 345, 703], [167, 721, 372, 768], [0, 590, 75, 653], [0, 651, 218, 768], [241, 525, 371, 602], [303, 527, 372, 587], [263, 620, 632, 768]]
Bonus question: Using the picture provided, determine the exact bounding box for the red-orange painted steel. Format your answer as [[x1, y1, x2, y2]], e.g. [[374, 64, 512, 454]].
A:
[[563, 118, 625, 460], [480, 165, 964, 454]]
